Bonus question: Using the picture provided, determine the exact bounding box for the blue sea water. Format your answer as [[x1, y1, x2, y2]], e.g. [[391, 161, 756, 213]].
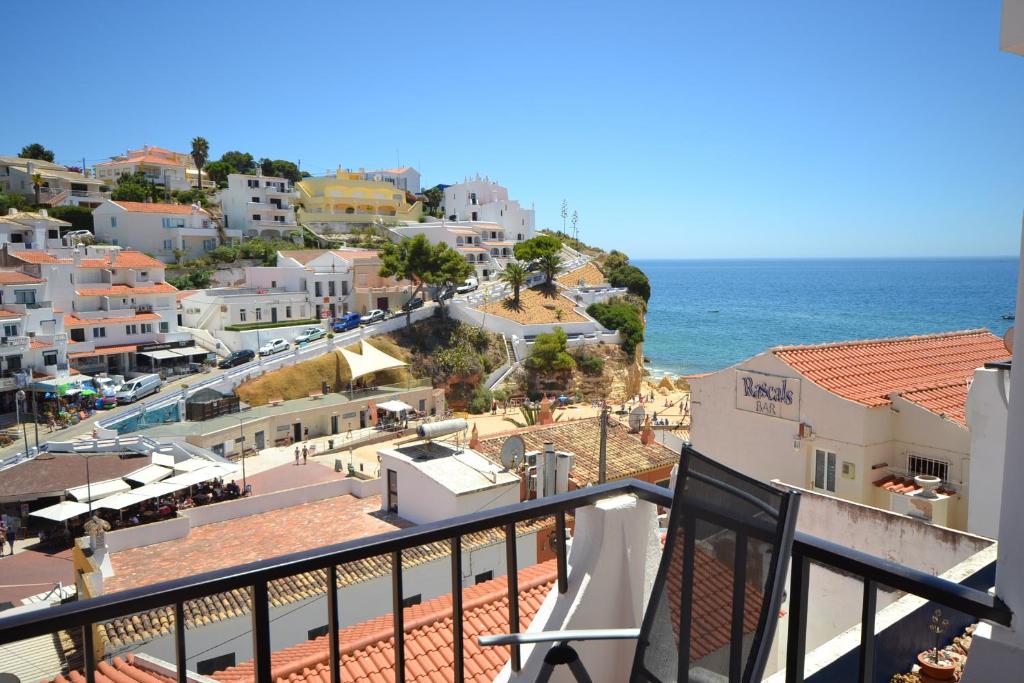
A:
[[634, 258, 1019, 376]]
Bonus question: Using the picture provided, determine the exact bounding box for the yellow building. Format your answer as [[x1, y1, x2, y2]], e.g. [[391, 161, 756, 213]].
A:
[[296, 167, 423, 232]]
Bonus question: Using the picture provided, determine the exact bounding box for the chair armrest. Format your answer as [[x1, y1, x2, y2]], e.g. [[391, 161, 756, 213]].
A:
[[478, 628, 641, 647]]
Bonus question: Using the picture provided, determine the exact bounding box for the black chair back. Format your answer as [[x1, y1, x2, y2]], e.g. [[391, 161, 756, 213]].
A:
[[630, 446, 800, 682]]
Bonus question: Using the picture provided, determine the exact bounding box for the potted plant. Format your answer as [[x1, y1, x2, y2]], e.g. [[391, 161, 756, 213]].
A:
[[917, 609, 955, 680]]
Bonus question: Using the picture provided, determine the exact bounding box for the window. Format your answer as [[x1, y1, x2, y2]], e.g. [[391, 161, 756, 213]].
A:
[[285, 306, 292, 318], [252, 214, 261, 221], [387, 469, 398, 513], [3, 324, 17, 337], [110, 217, 117, 228], [328, 281, 336, 296], [469, 192, 477, 205], [93, 327, 106, 338], [14, 290, 35, 304], [474, 571, 493, 585], [341, 281, 348, 295], [251, 196, 260, 203], [163, 239, 173, 250], [196, 654, 235, 677], [908, 455, 949, 482], [401, 594, 422, 608], [161, 217, 186, 229], [814, 449, 837, 492], [255, 308, 262, 321], [43, 351, 57, 365], [159, 322, 169, 333], [125, 324, 137, 335], [239, 309, 247, 322], [471, 211, 478, 221], [6, 355, 20, 371], [69, 328, 85, 342], [141, 323, 153, 333], [247, 179, 259, 188], [314, 282, 322, 297], [418, 399, 425, 412], [203, 239, 216, 250], [140, 271, 148, 278]]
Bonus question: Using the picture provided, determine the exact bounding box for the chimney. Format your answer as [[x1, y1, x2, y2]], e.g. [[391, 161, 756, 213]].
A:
[[554, 450, 574, 494], [540, 442, 558, 498], [39, 208, 48, 218], [109, 250, 117, 267], [73, 248, 82, 266]]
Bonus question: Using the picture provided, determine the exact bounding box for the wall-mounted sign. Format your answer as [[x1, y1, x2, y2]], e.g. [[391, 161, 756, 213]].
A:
[[735, 370, 801, 421]]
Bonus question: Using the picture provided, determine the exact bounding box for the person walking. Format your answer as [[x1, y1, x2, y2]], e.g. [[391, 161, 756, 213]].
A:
[[294, 445, 300, 466], [0, 522, 6, 556], [302, 444, 308, 465], [5, 524, 15, 556]]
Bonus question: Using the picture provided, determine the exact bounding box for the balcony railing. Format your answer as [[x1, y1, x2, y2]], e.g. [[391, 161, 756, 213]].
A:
[[0, 479, 1011, 683]]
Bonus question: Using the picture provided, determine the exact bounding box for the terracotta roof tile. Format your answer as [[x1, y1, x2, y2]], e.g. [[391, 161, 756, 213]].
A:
[[213, 561, 557, 683], [872, 474, 955, 496], [772, 330, 1007, 416], [9, 250, 61, 264], [49, 654, 176, 683], [0, 269, 43, 284], [9, 250, 165, 269], [0, 309, 23, 319], [111, 201, 203, 215], [901, 382, 971, 426], [476, 416, 677, 485], [96, 155, 182, 167], [68, 344, 137, 359], [76, 283, 177, 297], [64, 313, 159, 327]]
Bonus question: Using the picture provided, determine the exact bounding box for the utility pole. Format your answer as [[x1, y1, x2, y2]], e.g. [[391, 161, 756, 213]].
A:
[[15, 390, 27, 457], [598, 404, 608, 484], [30, 389, 39, 451]]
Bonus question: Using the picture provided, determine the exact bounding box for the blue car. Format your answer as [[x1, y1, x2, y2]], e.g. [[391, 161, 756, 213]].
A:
[[332, 313, 361, 332]]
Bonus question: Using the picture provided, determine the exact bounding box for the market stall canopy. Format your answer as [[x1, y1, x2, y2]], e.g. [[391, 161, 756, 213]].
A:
[[124, 464, 173, 485], [95, 491, 149, 511], [30, 500, 90, 522], [338, 342, 406, 381], [172, 458, 212, 473], [131, 481, 186, 499], [66, 478, 130, 503], [377, 400, 413, 413], [138, 349, 181, 361], [32, 374, 93, 394]]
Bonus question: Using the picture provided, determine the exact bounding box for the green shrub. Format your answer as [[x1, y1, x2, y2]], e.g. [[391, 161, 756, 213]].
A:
[[587, 298, 644, 354], [224, 318, 319, 332], [46, 205, 93, 231], [607, 264, 650, 301], [468, 386, 494, 414], [527, 328, 576, 375], [574, 351, 605, 376]]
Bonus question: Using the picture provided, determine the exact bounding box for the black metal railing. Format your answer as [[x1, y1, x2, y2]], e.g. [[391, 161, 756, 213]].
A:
[[0, 479, 1011, 683]]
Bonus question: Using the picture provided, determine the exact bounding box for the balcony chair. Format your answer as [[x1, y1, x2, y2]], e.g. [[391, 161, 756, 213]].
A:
[[480, 447, 800, 683]]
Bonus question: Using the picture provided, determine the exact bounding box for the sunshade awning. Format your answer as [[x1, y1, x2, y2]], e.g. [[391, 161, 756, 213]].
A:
[[377, 400, 413, 413], [132, 481, 186, 498], [139, 349, 181, 360], [95, 492, 148, 511], [170, 345, 205, 356], [124, 464, 173, 485], [338, 341, 407, 381], [172, 458, 212, 472], [30, 500, 90, 522], [163, 464, 234, 488], [66, 478, 130, 503]]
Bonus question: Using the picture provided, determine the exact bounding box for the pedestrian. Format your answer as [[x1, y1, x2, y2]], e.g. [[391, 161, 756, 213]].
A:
[[294, 445, 300, 466], [5, 524, 14, 556], [491, 399, 497, 415], [0, 522, 6, 556], [302, 444, 308, 465], [304, 427, 309, 441]]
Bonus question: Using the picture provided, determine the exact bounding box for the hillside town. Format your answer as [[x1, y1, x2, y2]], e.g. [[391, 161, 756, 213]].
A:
[[0, 4, 1023, 683]]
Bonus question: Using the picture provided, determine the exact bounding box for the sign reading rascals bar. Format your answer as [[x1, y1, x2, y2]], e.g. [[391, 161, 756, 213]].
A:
[[735, 370, 801, 421]]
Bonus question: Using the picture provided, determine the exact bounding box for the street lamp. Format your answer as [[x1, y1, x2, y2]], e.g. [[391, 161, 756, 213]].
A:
[[234, 414, 248, 493], [14, 389, 28, 457]]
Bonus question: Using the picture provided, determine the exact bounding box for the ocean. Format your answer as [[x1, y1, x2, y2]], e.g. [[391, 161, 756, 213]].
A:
[[635, 258, 1019, 377]]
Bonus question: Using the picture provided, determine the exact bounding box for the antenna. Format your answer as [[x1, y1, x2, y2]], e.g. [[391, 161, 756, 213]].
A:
[[499, 435, 526, 470]]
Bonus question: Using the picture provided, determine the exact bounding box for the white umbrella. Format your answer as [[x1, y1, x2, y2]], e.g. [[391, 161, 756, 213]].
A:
[[30, 501, 90, 522], [377, 400, 413, 413]]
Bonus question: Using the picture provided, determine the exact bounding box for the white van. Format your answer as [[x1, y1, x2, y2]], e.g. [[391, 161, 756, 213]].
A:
[[115, 374, 162, 403]]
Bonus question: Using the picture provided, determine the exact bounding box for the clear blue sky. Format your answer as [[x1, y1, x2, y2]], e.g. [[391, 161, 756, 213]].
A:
[[5, 1, 1022, 258]]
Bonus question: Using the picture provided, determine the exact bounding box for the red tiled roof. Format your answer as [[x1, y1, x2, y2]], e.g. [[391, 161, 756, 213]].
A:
[[50, 654, 175, 683], [29, 339, 50, 349], [0, 310, 23, 319], [10, 250, 165, 269], [902, 382, 971, 426], [0, 270, 43, 284], [76, 283, 177, 297], [214, 561, 557, 683], [772, 330, 1008, 412], [68, 344, 137, 359], [9, 251, 60, 264], [64, 313, 159, 328], [96, 155, 182, 167], [110, 201, 202, 215], [873, 474, 955, 496]]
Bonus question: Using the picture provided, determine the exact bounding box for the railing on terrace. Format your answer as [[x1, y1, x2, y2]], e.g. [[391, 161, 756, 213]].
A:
[[0, 481, 1010, 683]]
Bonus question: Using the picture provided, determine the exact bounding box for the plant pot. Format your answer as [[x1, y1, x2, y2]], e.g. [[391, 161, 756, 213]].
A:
[[917, 651, 956, 680]]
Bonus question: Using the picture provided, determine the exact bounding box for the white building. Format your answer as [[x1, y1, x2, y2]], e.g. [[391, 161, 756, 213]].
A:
[[965, 359, 1011, 538], [92, 200, 241, 264], [0, 156, 109, 208], [689, 330, 1010, 532], [442, 175, 535, 242], [93, 146, 211, 192], [363, 166, 420, 193], [218, 172, 298, 239], [0, 209, 69, 252], [7, 246, 190, 375], [391, 223, 506, 280]]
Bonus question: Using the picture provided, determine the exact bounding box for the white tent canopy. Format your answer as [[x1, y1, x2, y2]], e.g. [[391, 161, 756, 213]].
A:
[[377, 400, 413, 413], [173, 458, 212, 473], [31, 501, 90, 522], [132, 481, 186, 499], [124, 464, 173, 485], [339, 342, 407, 381], [95, 492, 149, 511], [66, 478, 130, 503], [163, 463, 235, 488]]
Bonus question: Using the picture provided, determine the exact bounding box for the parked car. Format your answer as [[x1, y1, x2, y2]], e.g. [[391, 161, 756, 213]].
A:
[[259, 338, 289, 356], [332, 312, 361, 332], [293, 327, 327, 346], [218, 349, 255, 368], [456, 277, 478, 294], [436, 286, 455, 301], [115, 374, 161, 404], [361, 309, 386, 325], [402, 297, 424, 312]]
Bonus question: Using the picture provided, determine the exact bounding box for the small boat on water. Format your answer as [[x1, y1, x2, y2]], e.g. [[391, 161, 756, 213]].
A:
[[1002, 314, 1015, 320]]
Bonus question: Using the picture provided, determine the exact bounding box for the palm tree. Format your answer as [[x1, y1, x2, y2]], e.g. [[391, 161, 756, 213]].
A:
[[500, 263, 528, 306], [538, 252, 562, 286], [31, 173, 44, 205], [191, 137, 210, 191]]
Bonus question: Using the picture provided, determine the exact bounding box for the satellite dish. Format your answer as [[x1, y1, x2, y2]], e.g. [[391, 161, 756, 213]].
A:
[[1004, 326, 1015, 355], [500, 435, 526, 470], [628, 406, 646, 432]]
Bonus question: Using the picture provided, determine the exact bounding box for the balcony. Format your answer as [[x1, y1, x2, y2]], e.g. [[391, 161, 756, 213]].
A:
[[0, 479, 1012, 683]]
